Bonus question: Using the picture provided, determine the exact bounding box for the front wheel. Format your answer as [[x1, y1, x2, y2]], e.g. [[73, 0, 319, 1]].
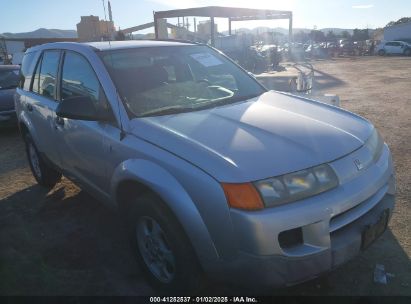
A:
[[126, 193, 204, 293], [24, 134, 62, 188], [378, 49, 386, 56], [404, 49, 411, 56]]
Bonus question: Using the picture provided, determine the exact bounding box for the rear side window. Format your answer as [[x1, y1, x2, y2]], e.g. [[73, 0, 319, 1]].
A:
[[19, 52, 37, 90], [32, 50, 60, 99], [31, 55, 42, 94], [61, 51, 111, 114]]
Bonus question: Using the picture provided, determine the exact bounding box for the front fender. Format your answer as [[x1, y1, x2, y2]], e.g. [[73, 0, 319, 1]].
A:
[[110, 159, 219, 265]]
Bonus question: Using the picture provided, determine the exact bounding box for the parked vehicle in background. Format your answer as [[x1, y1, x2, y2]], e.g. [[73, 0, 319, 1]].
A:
[[0, 65, 20, 127], [376, 41, 411, 56], [15, 41, 396, 293]]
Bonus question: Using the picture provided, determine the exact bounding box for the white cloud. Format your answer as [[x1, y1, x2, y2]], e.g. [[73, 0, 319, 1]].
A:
[[352, 4, 374, 9]]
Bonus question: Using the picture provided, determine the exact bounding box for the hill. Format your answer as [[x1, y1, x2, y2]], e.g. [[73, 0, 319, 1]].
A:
[[1, 28, 77, 39]]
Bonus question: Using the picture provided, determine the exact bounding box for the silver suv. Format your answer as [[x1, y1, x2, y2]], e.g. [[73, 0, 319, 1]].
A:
[[15, 41, 396, 293]]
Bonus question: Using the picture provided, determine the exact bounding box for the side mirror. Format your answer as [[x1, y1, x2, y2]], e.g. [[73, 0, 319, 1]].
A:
[[56, 96, 111, 121]]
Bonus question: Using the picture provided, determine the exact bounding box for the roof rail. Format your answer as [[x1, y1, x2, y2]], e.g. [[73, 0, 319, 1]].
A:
[[151, 38, 205, 45]]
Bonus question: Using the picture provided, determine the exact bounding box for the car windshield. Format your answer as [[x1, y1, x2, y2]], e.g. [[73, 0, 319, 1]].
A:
[[100, 45, 265, 117], [0, 68, 20, 90]]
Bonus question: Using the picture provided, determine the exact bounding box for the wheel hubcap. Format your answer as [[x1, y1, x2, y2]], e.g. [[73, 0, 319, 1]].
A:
[[29, 143, 42, 179], [136, 216, 176, 283]]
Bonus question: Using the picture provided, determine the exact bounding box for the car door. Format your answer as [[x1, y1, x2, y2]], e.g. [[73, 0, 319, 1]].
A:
[[25, 50, 63, 167], [54, 50, 117, 195], [384, 42, 393, 53], [397, 42, 406, 54], [391, 42, 402, 54]]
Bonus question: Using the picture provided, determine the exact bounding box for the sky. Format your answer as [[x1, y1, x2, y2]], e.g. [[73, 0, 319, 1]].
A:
[[1, 0, 410, 34]]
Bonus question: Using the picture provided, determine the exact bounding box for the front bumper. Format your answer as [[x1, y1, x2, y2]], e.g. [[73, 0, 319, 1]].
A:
[[205, 144, 396, 288], [212, 194, 394, 288], [0, 109, 17, 127]]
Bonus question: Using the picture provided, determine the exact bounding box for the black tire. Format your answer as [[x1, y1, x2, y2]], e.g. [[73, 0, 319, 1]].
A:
[[24, 133, 62, 188], [404, 49, 411, 56], [126, 192, 204, 294], [378, 49, 386, 56]]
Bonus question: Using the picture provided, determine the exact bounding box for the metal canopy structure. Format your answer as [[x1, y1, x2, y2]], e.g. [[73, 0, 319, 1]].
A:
[[122, 22, 190, 35], [154, 6, 293, 46]]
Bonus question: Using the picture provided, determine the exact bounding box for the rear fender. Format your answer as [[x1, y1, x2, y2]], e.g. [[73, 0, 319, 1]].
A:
[[18, 110, 39, 146]]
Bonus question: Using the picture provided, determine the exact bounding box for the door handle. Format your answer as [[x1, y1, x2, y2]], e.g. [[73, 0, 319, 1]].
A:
[[55, 116, 65, 128], [27, 104, 33, 112]]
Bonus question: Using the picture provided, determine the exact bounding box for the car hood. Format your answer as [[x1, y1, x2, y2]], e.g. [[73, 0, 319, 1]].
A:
[[129, 91, 373, 183], [0, 89, 16, 111]]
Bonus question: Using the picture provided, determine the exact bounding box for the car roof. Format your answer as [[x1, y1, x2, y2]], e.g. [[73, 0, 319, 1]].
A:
[[0, 65, 20, 70], [85, 40, 197, 51], [27, 40, 198, 53]]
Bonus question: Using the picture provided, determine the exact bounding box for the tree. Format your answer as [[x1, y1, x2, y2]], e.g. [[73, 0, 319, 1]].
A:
[[372, 28, 384, 40], [386, 17, 411, 27], [293, 30, 309, 43], [352, 28, 369, 41], [341, 31, 351, 39], [310, 29, 325, 42], [326, 30, 337, 42]]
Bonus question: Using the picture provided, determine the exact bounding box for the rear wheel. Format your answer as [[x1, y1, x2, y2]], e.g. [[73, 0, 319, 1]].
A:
[[24, 134, 62, 188], [378, 49, 386, 56], [126, 192, 204, 293]]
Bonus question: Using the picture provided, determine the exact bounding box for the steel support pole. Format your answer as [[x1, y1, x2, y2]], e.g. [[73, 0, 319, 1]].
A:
[[154, 13, 159, 39], [210, 17, 215, 46]]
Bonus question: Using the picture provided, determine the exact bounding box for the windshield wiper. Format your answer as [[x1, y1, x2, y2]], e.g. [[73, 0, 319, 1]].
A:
[[194, 92, 263, 111], [136, 93, 264, 117]]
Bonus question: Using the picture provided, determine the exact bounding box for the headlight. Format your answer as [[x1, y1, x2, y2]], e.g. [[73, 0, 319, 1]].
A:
[[254, 164, 338, 207], [357, 128, 384, 171], [365, 128, 384, 162]]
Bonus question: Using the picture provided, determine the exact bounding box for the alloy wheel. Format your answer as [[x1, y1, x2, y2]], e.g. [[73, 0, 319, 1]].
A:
[[28, 143, 42, 179], [136, 216, 176, 283]]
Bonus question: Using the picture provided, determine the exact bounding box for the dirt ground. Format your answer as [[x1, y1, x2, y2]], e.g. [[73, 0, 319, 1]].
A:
[[0, 56, 410, 296]]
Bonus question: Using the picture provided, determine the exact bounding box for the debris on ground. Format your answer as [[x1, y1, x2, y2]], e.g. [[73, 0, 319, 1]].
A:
[[374, 264, 395, 285]]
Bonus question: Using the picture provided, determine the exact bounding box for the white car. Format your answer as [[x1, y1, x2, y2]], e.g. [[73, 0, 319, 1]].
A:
[[376, 41, 411, 56]]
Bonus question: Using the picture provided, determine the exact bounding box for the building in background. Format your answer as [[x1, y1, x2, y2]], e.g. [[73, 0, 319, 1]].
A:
[[197, 20, 218, 42], [76, 15, 115, 42], [384, 22, 411, 42]]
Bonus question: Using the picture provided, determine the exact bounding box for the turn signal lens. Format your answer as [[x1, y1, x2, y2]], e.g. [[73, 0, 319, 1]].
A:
[[222, 183, 264, 210]]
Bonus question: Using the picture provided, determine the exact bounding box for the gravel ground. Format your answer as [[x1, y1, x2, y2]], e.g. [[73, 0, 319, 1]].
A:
[[0, 56, 410, 296]]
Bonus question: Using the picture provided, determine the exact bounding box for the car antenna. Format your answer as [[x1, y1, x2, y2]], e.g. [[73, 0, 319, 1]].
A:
[[102, 0, 126, 140]]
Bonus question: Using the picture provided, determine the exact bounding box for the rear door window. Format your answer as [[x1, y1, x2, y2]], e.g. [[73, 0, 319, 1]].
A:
[[31, 50, 60, 99], [31, 54, 42, 94], [39, 50, 60, 99], [19, 51, 37, 90]]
